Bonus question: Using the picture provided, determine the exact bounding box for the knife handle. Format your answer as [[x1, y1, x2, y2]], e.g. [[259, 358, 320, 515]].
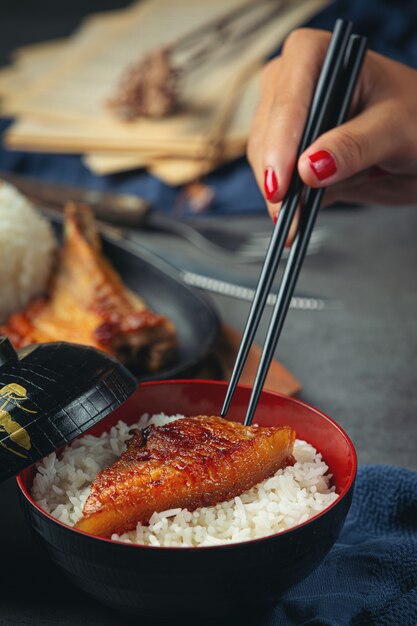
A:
[[0, 173, 151, 227]]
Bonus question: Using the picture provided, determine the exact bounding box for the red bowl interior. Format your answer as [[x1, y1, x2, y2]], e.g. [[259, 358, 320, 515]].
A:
[[18, 380, 356, 539]]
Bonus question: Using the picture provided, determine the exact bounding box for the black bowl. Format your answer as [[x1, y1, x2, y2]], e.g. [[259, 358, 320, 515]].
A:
[[17, 380, 356, 619]]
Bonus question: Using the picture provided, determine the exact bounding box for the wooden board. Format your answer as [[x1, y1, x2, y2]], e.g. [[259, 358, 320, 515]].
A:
[[210, 323, 301, 396], [5, 0, 329, 155]]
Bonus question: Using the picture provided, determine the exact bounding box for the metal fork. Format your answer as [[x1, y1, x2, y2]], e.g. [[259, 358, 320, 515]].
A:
[[149, 212, 327, 263]]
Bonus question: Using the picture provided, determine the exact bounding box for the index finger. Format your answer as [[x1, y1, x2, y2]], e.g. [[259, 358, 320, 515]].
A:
[[248, 28, 331, 212]]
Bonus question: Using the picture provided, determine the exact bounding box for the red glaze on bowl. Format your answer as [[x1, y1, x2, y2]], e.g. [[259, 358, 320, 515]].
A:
[[17, 380, 356, 619]]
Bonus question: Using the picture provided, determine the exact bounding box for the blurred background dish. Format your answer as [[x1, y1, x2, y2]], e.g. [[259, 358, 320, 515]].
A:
[[2, 206, 220, 381], [58, 214, 220, 381]]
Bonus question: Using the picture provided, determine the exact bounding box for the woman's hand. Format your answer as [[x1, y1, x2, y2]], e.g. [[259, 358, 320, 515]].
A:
[[248, 28, 417, 225]]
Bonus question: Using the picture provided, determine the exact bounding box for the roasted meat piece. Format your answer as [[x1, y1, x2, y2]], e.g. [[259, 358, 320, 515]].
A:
[[0, 204, 177, 372], [75, 416, 296, 537]]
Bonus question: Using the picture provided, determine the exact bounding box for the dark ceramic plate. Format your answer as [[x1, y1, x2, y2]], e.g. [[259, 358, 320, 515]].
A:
[[50, 216, 220, 381]]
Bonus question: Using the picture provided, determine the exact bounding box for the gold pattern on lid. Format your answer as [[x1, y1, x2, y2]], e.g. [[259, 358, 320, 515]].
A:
[[0, 383, 35, 458]]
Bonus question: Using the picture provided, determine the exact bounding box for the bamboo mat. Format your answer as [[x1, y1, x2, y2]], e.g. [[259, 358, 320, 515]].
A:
[[1, 0, 330, 184]]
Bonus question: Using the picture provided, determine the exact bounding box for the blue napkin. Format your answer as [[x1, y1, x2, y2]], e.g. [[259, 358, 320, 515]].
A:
[[1, 0, 417, 217], [270, 465, 417, 626]]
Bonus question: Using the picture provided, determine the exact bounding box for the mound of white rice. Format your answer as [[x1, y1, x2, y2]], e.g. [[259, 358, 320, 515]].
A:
[[32, 414, 338, 547], [0, 180, 56, 322]]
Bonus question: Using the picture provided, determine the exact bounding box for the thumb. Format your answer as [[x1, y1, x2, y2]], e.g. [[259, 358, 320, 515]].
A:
[[297, 103, 401, 187]]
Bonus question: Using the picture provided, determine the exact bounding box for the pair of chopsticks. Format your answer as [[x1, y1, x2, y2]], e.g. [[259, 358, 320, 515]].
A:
[[220, 20, 367, 426]]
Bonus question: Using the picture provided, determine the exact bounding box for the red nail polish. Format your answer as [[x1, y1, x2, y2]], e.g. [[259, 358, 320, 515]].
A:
[[273, 213, 279, 224], [308, 150, 337, 181], [264, 168, 279, 201]]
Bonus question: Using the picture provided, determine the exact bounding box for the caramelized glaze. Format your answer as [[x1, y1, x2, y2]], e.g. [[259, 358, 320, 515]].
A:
[[75, 416, 296, 538]]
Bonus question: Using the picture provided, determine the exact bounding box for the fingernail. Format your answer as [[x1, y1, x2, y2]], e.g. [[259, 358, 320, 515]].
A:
[[308, 150, 337, 181], [264, 167, 279, 201], [273, 212, 279, 224]]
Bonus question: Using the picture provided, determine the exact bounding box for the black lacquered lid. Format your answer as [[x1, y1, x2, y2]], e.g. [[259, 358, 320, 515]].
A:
[[0, 337, 137, 482]]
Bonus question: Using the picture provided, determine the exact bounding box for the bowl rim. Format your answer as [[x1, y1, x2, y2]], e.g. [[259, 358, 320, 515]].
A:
[[17, 379, 357, 552]]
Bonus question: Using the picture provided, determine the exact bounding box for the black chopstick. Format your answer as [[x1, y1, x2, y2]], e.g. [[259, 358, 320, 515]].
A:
[[220, 19, 354, 419], [244, 36, 367, 425], [221, 21, 367, 424]]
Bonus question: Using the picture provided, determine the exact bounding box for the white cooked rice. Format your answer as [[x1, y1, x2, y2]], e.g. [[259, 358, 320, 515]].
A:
[[32, 414, 338, 547], [0, 180, 56, 322]]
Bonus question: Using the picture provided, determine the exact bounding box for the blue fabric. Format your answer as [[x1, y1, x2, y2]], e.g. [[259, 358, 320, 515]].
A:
[[1, 0, 417, 216], [271, 465, 417, 626], [304, 0, 417, 68]]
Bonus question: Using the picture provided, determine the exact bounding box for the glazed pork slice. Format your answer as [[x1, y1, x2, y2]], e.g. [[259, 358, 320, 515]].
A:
[[75, 416, 296, 538], [0, 203, 177, 372]]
